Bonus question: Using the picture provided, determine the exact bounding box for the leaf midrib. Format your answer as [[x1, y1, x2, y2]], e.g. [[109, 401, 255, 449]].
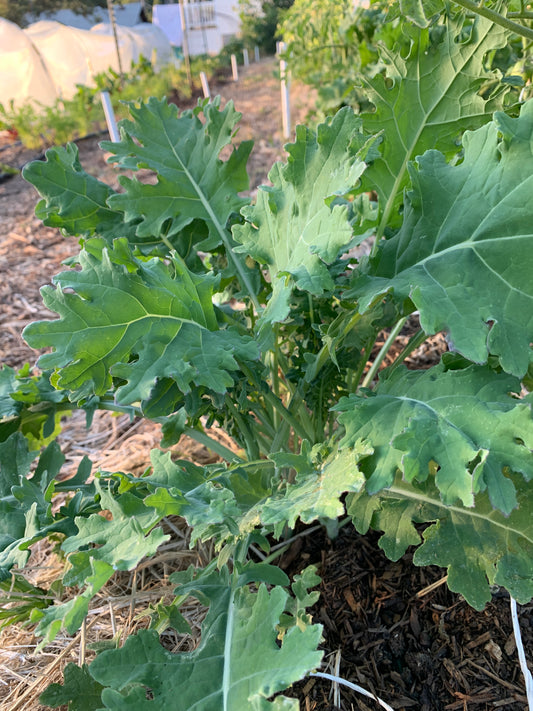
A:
[[375, 17, 496, 241], [386, 485, 533, 544]]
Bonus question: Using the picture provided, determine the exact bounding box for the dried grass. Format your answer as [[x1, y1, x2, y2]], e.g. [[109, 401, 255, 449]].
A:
[[0, 408, 228, 710]]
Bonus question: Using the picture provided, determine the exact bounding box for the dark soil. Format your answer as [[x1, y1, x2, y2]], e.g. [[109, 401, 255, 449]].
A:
[[280, 526, 531, 711]]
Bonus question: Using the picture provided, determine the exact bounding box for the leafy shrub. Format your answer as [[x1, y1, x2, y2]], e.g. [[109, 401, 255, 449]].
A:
[[239, 0, 294, 54], [1, 5, 532, 708]]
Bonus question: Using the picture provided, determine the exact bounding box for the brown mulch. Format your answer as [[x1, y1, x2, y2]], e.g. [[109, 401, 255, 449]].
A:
[[280, 526, 531, 711], [1, 58, 531, 711]]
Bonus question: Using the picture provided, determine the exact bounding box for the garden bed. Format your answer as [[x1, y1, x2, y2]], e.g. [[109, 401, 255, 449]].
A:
[[0, 56, 531, 711]]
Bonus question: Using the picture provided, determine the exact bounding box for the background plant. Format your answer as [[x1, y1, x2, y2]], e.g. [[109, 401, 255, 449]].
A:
[[0, 52, 227, 150], [280, 0, 533, 115], [239, 0, 295, 54], [1, 3, 532, 708]]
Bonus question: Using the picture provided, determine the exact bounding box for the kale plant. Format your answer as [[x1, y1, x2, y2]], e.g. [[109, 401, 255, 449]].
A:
[[0, 6, 532, 709]]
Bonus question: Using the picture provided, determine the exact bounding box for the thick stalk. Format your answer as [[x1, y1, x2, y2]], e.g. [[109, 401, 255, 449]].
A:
[[240, 363, 313, 443], [385, 327, 428, 375], [452, 0, 533, 40], [182, 426, 244, 463], [361, 316, 408, 389], [270, 324, 281, 430], [305, 309, 366, 383], [261, 388, 313, 442], [224, 394, 260, 460]]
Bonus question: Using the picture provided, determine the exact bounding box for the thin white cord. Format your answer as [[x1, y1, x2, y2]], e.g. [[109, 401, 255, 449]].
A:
[[310, 671, 395, 711], [510, 597, 533, 710]]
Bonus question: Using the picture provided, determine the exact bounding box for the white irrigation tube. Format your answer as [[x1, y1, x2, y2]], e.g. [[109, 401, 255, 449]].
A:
[[243, 48, 249, 66], [100, 91, 120, 142], [278, 41, 291, 139], [200, 71, 211, 99], [231, 54, 239, 81], [510, 597, 533, 710], [311, 671, 395, 711], [254, 46, 260, 62]]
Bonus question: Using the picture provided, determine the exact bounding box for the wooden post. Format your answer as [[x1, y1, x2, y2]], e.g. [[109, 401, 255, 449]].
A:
[[200, 71, 210, 99], [231, 54, 238, 81], [178, 0, 192, 90], [106, 0, 123, 78]]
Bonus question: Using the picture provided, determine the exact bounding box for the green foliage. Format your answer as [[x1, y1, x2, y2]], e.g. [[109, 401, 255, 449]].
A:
[[0, 0, 107, 28], [2, 4, 533, 707], [86, 566, 322, 710], [240, 0, 294, 54], [0, 53, 220, 151], [279, 0, 390, 114]]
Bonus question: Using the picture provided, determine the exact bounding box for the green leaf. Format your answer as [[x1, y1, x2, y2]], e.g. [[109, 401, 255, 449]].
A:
[[23, 239, 259, 407], [40, 663, 104, 710], [89, 567, 322, 710], [361, 12, 509, 228], [144, 445, 367, 547], [0, 431, 34, 498], [399, 0, 444, 27], [336, 361, 533, 514], [233, 108, 375, 325], [104, 97, 252, 249], [353, 101, 533, 376], [32, 559, 114, 646], [347, 474, 533, 609], [0, 437, 81, 580], [22, 143, 136, 241], [258, 445, 368, 532], [61, 480, 168, 584]]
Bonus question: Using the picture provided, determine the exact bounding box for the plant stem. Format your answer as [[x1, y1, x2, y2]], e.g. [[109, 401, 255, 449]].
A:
[[385, 327, 428, 374], [261, 388, 312, 442], [240, 363, 313, 443], [182, 426, 244, 463], [224, 394, 260, 460], [452, 0, 533, 40], [306, 309, 366, 383], [361, 316, 408, 389], [271, 325, 281, 430], [508, 12, 533, 20]]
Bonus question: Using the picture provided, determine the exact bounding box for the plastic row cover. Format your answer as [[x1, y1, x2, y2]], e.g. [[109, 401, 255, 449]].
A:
[[0, 18, 173, 108]]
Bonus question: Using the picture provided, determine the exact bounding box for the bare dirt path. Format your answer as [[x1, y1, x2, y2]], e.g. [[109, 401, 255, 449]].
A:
[[0, 56, 315, 370]]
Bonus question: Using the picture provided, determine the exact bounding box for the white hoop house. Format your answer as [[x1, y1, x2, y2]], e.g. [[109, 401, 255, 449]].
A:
[[0, 17, 172, 108]]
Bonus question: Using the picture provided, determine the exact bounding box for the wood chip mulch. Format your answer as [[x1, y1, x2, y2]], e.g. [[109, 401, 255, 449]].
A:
[[280, 526, 531, 711]]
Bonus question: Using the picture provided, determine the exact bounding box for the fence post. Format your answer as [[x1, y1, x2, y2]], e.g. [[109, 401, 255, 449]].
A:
[[231, 54, 238, 81], [278, 41, 290, 139], [100, 91, 120, 143], [200, 71, 211, 99]]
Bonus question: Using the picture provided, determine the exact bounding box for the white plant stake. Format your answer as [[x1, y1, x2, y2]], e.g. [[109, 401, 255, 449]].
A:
[[231, 54, 238, 81], [100, 91, 120, 143], [278, 41, 291, 139], [510, 597, 533, 710], [311, 671, 395, 711], [254, 45, 260, 62], [200, 71, 211, 99], [243, 48, 249, 67]]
